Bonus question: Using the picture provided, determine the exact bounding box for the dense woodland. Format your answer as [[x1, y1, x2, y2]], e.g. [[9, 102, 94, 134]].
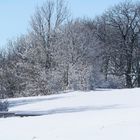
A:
[[0, 0, 140, 98]]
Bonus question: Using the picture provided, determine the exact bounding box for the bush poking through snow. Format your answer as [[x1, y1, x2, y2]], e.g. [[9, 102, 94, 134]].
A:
[[0, 100, 9, 111]]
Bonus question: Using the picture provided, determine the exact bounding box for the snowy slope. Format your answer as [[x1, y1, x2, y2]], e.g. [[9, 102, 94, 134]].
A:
[[0, 88, 140, 140]]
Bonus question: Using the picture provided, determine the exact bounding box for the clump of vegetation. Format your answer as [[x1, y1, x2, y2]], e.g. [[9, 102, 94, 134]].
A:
[[0, 100, 9, 111]]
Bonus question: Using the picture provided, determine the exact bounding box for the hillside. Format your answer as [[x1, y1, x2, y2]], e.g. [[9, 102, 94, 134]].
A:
[[0, 88, 140, 140]]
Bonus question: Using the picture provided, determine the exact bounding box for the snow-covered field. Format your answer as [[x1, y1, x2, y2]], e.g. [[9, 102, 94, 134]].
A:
[[0, 88, 140, 140]]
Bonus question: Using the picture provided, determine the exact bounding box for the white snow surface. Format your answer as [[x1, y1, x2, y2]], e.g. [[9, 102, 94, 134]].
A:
[[0, 88, 140, 140]]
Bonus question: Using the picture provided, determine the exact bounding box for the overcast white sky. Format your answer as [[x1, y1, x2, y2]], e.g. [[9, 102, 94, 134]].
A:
[[0, 0, 135, 48]]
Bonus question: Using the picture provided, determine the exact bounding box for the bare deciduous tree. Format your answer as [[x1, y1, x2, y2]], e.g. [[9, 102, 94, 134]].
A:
[[30, 0, 69, 70]]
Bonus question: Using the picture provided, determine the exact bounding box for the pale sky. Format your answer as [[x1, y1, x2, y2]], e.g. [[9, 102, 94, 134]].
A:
[[0, 0, 135, 48]]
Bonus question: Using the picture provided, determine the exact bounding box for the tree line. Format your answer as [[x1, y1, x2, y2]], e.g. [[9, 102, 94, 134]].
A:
[[0, 0, 140, 98]]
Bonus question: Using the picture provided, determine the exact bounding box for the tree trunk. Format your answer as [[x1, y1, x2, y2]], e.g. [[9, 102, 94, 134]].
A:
[[125, 55, 133, 88], [63, 65, 69, 90], [125, 73, 133, 88], [137, 65, 140, 87]]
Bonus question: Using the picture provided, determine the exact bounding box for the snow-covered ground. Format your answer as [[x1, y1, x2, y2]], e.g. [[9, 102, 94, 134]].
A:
[[0, 88, 140, 140]]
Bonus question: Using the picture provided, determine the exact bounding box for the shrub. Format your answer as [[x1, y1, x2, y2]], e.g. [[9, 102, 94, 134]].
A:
[[0, 100, 9, 111]]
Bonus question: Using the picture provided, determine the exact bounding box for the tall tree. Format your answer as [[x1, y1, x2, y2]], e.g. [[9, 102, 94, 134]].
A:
[[30, 0, 69, 70], [95, 0, 140, 88]]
